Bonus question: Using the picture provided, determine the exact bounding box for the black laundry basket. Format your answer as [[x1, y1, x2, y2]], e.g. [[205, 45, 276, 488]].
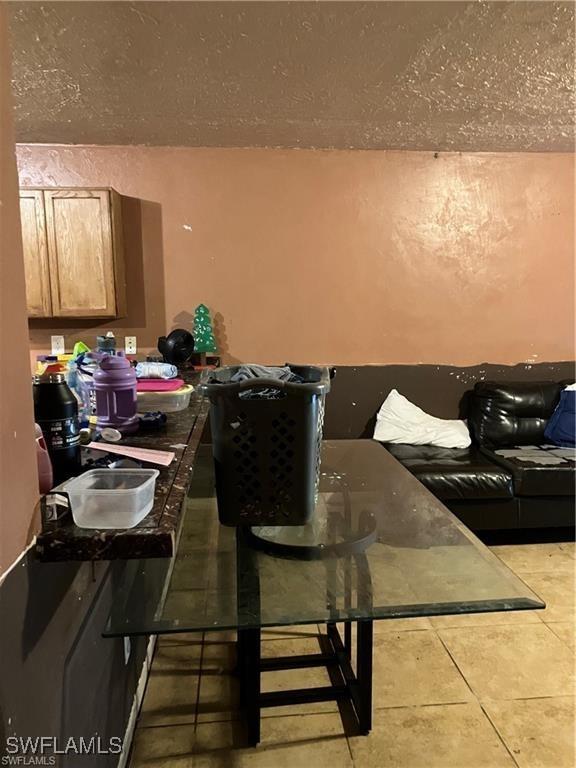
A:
[[199, 365, 332, 526]]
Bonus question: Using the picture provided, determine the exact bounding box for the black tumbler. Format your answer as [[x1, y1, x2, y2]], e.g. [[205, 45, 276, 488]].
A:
[[33, 373, 81, 486]]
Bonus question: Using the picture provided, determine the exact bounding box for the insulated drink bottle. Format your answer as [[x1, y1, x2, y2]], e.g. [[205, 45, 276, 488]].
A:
[[33, 373, 81, 485]]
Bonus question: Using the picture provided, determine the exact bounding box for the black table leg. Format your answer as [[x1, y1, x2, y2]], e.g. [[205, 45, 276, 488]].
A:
[[239, 626, 261, 746], [236, 529, 263, 745], [356, 619, 373, 734], [234, 521, 374, 744], [237, 618, 374, 744], [236, 630, 246, 707]]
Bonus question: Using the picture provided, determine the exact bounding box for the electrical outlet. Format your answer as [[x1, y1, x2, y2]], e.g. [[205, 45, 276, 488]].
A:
[[51, 335, 65, 355], [125, 336, 137, 355], [123, 636, 131, 665]]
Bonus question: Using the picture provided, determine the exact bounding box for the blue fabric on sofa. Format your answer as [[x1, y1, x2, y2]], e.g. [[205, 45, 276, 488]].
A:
[[544, 390, 576, 447]]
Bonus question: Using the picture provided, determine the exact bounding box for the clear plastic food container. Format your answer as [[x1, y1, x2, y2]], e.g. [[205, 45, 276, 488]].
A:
[[65, 468, 159, 529], [137, 384, 194, 413]]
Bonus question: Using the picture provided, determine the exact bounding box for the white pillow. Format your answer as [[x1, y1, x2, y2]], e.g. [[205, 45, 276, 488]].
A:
[[373, 389, 471, 448]]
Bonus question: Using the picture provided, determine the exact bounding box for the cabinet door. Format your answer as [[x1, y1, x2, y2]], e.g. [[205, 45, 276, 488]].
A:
[[44, 189, 117, 317], [19, 190, 52, 317]]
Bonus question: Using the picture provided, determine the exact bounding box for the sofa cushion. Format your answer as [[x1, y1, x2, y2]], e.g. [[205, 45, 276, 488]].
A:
[[384, 443, 514, 501], [484, 446, 575, 497], [468, 381, 563, 447]]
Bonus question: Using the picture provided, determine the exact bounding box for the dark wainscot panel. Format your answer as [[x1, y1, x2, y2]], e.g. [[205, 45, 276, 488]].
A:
[[324, 361, 575, 439]]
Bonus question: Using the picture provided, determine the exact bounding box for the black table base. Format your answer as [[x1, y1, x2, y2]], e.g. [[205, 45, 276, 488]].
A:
[[234, 488, 375, 747], [236, 619, 374, 746]]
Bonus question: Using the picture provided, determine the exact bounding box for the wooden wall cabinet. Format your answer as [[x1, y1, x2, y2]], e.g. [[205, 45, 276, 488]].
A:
[[19, 188, 126, 319]]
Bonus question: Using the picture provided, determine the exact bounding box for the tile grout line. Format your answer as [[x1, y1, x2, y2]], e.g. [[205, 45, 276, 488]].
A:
[[479, 702, 522, 768], [544, 622, 576, 652], [131, 545, 575, 765], [191, 569, 218, 733], [434, 551, 574, 768], [135, 720, 196, 732], [193, 631, 207, 734], [435, 630, 480, 700], [373, 699, 476, 713], [480, 693, 576, 703], [429, 616, 544, 630], [436, 626, 522, 768]]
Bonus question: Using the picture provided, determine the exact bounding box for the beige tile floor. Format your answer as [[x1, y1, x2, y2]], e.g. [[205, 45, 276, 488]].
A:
[[131, 542, 575, 768]]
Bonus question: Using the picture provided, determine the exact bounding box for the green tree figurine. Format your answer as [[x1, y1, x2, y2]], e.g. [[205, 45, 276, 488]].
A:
[[193, 304, 217, 353]]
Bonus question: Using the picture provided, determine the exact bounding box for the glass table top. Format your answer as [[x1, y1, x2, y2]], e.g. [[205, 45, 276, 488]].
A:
[[104, 440, 543, 637]]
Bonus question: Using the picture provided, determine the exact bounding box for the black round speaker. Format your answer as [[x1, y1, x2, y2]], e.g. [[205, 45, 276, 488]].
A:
[[157, 329, 195, 364]]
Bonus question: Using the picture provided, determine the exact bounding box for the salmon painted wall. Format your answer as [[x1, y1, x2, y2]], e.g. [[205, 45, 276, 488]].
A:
[[0, 10, 39, 574], [17, 145, 575, 366]]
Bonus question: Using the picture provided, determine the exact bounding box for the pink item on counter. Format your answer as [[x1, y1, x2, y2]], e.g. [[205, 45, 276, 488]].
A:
[[86, 442, 175, 467], [94, 351, 139, 435], [137, 378, 185, 392], [35, 424, 54, 493]]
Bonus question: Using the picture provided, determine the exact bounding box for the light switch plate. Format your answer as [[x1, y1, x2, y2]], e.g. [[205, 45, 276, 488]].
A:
[[125, 336, 137, 355], [51, 335, 65, 355]]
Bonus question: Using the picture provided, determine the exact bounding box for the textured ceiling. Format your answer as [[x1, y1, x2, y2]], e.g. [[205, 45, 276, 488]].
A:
[[8, 1, 575, 151]]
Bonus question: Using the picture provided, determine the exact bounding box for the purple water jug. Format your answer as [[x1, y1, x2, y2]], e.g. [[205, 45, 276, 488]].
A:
[[94, 351, 139, 435]]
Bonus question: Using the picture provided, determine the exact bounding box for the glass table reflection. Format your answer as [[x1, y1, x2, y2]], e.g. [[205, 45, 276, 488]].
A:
[[104, 440, 543, 743], [106, 440, 541, 635]]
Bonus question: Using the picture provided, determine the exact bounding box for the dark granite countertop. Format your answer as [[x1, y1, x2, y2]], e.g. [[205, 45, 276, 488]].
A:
[[35, 373, 210, 562]]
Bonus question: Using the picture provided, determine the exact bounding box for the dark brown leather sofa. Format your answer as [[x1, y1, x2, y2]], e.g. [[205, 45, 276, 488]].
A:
[[383, 381, 575, 533]]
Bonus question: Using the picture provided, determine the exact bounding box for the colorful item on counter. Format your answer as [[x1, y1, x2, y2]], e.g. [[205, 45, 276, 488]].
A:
[[138, 411, 168, 431], [33, 373, 81, 486], [136, 384, 194, 413], [35, 359, 68, 376], [72, 340, 91, 357], [157, 329, 195, 364], [68, 351, 103, 426], [136, 361, 178, 380], [86, 442, 175, 467], [193, 304, 217, 353], [109, 458, 143, 469], [94, 351, 139, 435], [79, 427, 93, 445], [96, 331, 117, 354], [137, 378, 185, 392], [100, 427, 123, 443], [67, 360, 87, 427]]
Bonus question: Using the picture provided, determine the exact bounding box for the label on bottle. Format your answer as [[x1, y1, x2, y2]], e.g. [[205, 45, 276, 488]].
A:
[[39, 418, 80, 451]]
